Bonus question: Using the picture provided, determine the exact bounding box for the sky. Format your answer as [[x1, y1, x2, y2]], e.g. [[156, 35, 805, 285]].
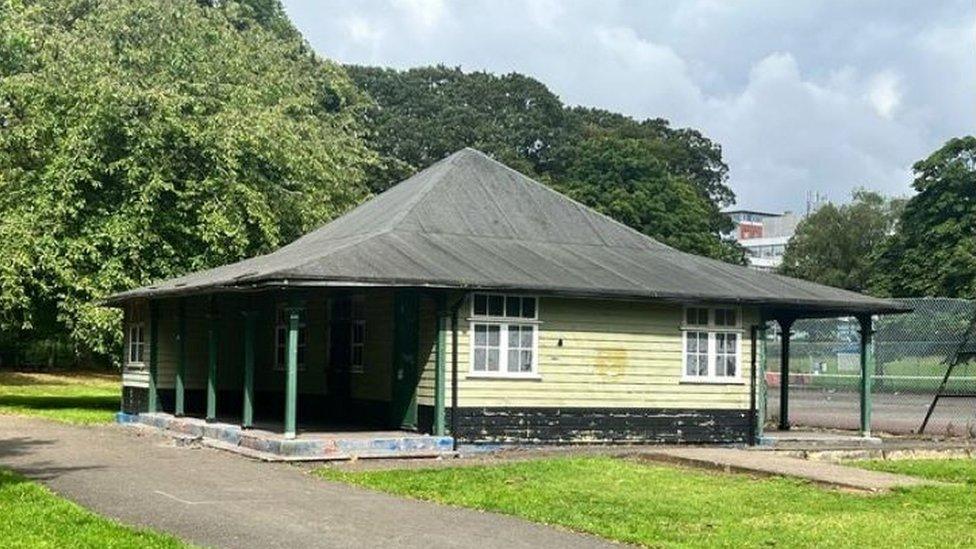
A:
[[281, 0, 975, 213]]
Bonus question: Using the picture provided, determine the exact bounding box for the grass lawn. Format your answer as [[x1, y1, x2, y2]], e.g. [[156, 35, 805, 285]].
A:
[[318, 456, 976, 548], [0, 371, 119, 425], [853, 458, 976, 485], [0, 467, 186, 548]]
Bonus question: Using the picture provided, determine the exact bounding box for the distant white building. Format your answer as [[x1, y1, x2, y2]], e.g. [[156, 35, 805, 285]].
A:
[[724, 210, 803, 271]]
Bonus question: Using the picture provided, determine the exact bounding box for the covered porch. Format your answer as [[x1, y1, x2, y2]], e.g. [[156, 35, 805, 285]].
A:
[[759, 307, 880, 441], [121, 286, 466, 455]]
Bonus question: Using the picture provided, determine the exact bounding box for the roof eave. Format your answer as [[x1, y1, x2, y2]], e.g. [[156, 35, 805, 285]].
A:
[[102, 275, 911, 317]]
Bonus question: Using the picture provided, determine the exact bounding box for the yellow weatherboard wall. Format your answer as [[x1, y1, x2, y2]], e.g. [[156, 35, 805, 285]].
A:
[[419, 296, 758, 409]]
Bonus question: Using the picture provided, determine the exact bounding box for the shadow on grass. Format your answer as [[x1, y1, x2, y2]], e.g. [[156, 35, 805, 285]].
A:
[[0, 371, 117, 386], [0, 394, 119, 412]]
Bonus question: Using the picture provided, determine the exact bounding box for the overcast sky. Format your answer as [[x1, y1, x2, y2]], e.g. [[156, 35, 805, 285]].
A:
[[281, 0, 974, 212]]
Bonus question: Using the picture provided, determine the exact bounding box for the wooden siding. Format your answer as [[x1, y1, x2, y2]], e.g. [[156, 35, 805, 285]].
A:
[[419, 296, 759, 410]]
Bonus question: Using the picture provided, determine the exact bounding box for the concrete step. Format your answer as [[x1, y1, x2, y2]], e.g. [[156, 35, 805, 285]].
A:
[[119, 412, 456, 462]]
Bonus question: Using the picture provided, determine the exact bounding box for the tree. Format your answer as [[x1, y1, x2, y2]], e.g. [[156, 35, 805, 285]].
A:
[[346, 65, 573, 191], [0, 0, 375, 359], [870, 137, 976, 298], [779, 190, 903, 292], [560, 136, 742, 261], [347, 65, 743, 262]]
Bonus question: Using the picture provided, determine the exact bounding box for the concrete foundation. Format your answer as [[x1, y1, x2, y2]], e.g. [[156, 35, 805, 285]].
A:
[[118, 412, 455, 461]]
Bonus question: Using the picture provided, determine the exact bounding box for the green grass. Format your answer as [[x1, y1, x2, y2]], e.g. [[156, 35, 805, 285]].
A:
[[0, 467, 187, 548], [853, 458, 976, 485], [0, 371, 119, 424], [318, 457, 976, 548]]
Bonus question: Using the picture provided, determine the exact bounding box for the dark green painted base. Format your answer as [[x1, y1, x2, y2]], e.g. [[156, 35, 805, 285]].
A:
[[122, 386, 148, 414], [420, 406, 750, 444]]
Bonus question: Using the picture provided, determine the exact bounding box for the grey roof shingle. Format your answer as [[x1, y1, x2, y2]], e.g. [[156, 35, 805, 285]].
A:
[[107, 148, 907, 315]]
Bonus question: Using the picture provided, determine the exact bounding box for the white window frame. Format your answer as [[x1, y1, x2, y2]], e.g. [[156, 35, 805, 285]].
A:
[[328, 295, 367, 374], [468, 294, 541, 379], [349, 318, 366, 373], [681, 306, 743, 383], [274, 305, 307, 371], [127, 322, 146, 367]]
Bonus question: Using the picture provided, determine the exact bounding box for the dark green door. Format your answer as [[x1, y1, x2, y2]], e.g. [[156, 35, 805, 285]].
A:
[[391, 289, 419, 430]]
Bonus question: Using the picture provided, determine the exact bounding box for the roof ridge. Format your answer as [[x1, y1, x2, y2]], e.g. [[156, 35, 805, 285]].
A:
[[384, 149, 463, 231], [459, 148, 672, 251], [236, 229, 393, 283]]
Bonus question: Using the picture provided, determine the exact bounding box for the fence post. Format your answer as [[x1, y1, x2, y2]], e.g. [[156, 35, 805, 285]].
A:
[[858, 314, 874, 438], [778, 317, 795, 431]]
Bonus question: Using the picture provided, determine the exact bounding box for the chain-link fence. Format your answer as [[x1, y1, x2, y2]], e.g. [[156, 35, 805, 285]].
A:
[[765, 298, 976, 437]]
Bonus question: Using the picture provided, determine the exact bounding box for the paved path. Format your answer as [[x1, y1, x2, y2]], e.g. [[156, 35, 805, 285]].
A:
[[639, 447, 938, 492], [0, 416, 613, 549]]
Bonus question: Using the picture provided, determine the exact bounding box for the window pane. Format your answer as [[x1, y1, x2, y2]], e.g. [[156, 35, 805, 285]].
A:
[[686, 308, 707, 326], [508, 325, 520, 347], [507, 349, 519, 372], [686, 355, 697, 376], [715, 308, 736, 326], [487, 349, 500, 371], [488, 296, 504, 316], [686, 334, 698, 352], [474, 294, 488, 316], [520, 350, 532, 372], [487, 325, 500, 346], [521, 326, 533, 347], [475, 324, 487, 346], [521, 297, 536, 318], [506, 296, 521, 318], [726, 356, 736, 376], [474, 349, 486, 371]]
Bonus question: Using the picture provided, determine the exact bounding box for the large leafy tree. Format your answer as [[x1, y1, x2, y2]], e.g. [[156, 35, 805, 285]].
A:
[[346, 65, 573, 191], [347, 65, 742, 262], [0, 0, 375, 357], [559, 136, 736, 260], [779, 190, 903, 292], [870, 137, 976, 298]]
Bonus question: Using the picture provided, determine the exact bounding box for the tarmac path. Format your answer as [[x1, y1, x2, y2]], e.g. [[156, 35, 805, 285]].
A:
[[0, 415, 614, 549]]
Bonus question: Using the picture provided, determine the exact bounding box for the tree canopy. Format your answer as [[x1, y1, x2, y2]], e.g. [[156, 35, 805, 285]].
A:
[[869, 136, 976, 298], [0, 0, 375, 356], [778, 190, 903, 292], [346, 65, 743, 263]]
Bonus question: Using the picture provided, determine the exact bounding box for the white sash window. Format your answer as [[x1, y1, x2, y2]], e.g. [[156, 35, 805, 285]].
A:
[[470, 294, 539, 378], [682, 306, 742, 383]]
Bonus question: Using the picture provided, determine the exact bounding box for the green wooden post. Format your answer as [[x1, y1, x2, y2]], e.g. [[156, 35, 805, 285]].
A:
[[859, 315, 874, 437], [778, 317, 794, 431], [242, 311, 257, 429], [206, 302, 218, 422], [148, 301, 159, 414], [284, 306, 300, 439], [433, 296, 447, 436], [175, 300, 186, 417]]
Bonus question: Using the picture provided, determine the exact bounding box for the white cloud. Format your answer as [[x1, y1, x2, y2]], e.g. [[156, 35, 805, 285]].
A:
[[344, 16, 383, 45], [865, 71, 902, 119], [390, 0, 447, 32], [281, 0, 973, 211]]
